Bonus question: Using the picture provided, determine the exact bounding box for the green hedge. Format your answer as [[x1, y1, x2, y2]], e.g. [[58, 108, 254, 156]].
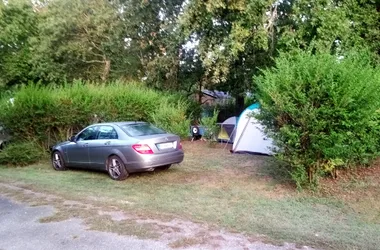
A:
[[0, 81, 190, 149], [256, 51, 380, 187], [0, 141, 46, 166]]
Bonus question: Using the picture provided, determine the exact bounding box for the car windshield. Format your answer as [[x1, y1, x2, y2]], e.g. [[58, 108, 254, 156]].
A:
[[121, 123, 166, 137]]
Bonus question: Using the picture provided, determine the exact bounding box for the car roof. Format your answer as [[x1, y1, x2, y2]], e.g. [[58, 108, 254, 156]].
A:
[[91, 121, 147, 127]]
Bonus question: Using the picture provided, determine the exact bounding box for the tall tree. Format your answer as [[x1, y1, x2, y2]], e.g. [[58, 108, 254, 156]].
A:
[[180, 0, 276, 112], [0, 0, 38, 86], [119, 0, 186, 90], [344, 0, 380, 58], [30, 0, 134, 83], [278, 0, 380, 59]]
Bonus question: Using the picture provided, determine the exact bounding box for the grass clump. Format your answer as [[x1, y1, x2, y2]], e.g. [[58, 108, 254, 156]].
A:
[[0, 141, 46, 166]]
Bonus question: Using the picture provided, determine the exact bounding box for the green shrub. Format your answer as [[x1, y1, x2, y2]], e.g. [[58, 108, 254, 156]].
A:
[[1, 84, 58, 149], [186, 99, 202, 123], [0, 80, 191, 149], [150, 100, 190, 139], [202, 100, 237, 122], [0, 86, 15, 100], [201, 109, 219, 141], [0, 141, 46, 166], [255, 50, 380, 188]]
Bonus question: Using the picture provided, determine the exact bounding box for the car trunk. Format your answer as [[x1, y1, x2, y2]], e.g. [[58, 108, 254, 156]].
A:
[[134, 134, 181, 154]]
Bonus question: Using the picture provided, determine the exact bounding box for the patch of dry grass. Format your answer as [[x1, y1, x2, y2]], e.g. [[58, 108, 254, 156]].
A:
[[168, 236, 206, 248], [319, 164, 380, 223], [86, 215, 160, 239]]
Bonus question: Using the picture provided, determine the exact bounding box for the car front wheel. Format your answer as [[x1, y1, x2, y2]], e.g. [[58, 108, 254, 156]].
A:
[[51, 151, 67, 171], [107, 155, 129, 181]]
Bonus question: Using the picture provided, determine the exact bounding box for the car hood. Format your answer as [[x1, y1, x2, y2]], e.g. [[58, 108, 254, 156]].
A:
[[53, 141, 71, 148]]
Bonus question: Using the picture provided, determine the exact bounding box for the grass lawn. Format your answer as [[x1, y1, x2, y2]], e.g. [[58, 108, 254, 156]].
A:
[[0, 141, 379, 249]]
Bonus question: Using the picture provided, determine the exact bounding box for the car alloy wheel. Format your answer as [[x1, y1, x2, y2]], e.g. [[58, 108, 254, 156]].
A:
[[52, 151, 67, 171], [107, 155, 128, 180]]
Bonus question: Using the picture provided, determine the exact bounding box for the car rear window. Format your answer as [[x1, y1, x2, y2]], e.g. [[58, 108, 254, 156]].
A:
[[121, 123, 166, 136]]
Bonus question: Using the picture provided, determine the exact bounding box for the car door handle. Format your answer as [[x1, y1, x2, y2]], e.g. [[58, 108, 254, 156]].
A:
[[104, 141, 111, 145], [82, 143, 89, 147]]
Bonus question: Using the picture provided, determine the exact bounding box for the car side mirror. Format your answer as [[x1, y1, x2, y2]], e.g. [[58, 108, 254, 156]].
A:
[[69, 135, 76, 142]]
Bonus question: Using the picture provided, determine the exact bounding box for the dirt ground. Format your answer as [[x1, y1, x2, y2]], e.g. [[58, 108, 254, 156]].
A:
[[0, 183, 314, 250]]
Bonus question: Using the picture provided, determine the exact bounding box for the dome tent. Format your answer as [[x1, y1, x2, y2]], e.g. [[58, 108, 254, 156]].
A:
[[217, 116, 237, 143], [231, 103, 274, 155]]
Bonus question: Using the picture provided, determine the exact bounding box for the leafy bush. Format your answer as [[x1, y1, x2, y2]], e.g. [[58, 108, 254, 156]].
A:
[[0, 81, 191, 149], [0, 141, 46, 166], [186, 99, 203, 123], [0, 86, 15, 100], [202, 100, 237, 123], [150, 99, 190, 139], [201, 109, 219, 141], [255, 51, 380, 187]]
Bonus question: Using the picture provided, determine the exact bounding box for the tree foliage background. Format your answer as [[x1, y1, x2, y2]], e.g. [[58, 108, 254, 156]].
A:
[[1, 0, 379, 89]]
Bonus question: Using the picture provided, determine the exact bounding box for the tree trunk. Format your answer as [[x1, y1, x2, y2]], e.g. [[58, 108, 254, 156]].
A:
[[198, 81, 203, 104], [235, 95, 245, 115], [101, 59, 111, 82]]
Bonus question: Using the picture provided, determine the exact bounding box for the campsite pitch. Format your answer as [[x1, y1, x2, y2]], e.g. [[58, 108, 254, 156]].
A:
[[0, 141, 379, 250]]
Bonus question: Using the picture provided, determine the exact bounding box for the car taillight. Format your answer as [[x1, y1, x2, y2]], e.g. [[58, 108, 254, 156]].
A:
[[178, 142, 183, 150], [132, 144, 154, 154]]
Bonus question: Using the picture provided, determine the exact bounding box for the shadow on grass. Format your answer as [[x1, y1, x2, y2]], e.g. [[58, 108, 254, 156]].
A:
[[254, 156, 293, 184], [66, 166, 171, 180]]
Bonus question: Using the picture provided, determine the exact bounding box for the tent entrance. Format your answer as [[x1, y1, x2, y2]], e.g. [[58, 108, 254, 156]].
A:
[[217, 116, 237, 143]]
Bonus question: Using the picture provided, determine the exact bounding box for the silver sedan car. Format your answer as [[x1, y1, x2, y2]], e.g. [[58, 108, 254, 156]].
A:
[[51, 122, 184, 180]]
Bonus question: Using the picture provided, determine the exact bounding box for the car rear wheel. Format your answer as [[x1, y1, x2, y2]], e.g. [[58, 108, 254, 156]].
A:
[[107, 155, 129, 181], [156, 164, 171, 171], [0, 141, 7, 150], [51, 151, 67, 171]]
